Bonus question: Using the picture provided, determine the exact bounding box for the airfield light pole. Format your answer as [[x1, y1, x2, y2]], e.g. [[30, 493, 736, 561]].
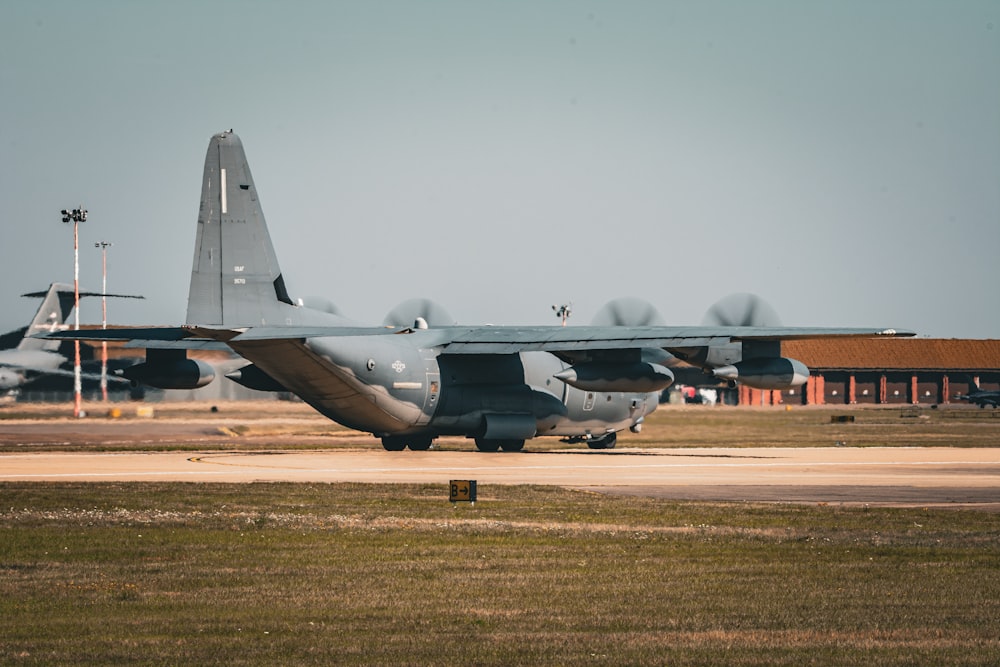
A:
[[95, 241, 112, 402], [61, 207, 87, 418]]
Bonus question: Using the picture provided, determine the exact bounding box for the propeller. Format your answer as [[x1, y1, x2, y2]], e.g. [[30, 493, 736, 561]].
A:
[[701, 293, 782, 327], [382, 298, 455, 328], [591, 297, 666, 327]]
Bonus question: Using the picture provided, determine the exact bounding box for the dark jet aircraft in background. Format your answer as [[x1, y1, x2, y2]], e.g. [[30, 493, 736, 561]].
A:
[[46, 131, 913, 451], [955, 379, 1000, 408], [0, 283, 139, 392]]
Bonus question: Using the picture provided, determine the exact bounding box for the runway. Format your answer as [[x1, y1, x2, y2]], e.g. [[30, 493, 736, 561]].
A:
[[3, 446, 999, 509]]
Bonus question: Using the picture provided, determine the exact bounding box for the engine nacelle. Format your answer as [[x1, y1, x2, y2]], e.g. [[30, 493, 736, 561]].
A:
[[225, 364, 287, 392], [554, 362, 675, 393], [711, 357, 809, 390], [121, 359, 216, 390]]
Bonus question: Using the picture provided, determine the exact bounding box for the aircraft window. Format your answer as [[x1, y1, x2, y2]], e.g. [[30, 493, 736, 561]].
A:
[[239, 184, 250, 190]]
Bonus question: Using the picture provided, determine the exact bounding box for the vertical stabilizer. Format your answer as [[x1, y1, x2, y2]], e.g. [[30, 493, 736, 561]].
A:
[[187, 131, 296, 327], [17, 283, 75, 352]]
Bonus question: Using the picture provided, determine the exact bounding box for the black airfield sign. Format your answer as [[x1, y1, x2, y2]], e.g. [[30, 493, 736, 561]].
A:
[[449, 480, 477, 503]]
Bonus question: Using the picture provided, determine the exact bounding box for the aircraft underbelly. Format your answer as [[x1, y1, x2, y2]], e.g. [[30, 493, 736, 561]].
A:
[[551, 386, 658, 436], [229, 339, 418, 433], [427, 351, 656, 439]]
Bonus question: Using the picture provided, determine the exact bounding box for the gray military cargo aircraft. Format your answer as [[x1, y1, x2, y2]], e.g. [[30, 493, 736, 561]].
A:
[[0, 284, 78, 390], [1, 283, 139, 392], [44, 131, 913, 450]]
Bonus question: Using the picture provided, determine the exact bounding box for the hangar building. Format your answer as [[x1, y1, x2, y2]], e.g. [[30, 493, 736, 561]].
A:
[[739, 339, 1000, 406]]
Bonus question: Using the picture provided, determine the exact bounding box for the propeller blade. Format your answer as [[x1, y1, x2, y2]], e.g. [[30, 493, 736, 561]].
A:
[[383, 298, 455, 328], [592, 297, 666, 327], [701, 293, 782, 327]]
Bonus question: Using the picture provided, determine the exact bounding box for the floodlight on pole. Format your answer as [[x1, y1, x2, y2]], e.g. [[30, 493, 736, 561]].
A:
[[95, 241, 112, 401], [61, 207, 87, 418]]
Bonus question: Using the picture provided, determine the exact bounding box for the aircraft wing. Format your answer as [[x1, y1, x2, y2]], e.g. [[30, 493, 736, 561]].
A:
[[41, 324, 913, 353], [201, 324, 913, 354], [431, 325, 911, 354]]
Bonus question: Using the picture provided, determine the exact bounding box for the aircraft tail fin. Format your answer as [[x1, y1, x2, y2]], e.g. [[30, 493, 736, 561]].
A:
[[17, 283, 76, 352], [187, 131, 331, 328]]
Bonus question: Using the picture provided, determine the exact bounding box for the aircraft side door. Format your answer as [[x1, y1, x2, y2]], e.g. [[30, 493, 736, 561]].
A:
[[416, 372, 440, 425], [415, 348, 440, 426]]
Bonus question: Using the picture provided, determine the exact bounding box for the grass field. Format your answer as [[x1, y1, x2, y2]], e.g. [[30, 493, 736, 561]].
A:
[[2, 402, 998, 664], [2, 482, 999, 665]]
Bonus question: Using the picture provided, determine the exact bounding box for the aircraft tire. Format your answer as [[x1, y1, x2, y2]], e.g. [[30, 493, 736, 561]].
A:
[[474, 438, 501, 452], [499, 439, 525, 452], [381, 437, 407, 451], [408, 438, 433, 451]]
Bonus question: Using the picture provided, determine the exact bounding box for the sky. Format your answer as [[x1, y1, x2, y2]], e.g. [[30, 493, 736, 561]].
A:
[[1, 1, 998, 338]]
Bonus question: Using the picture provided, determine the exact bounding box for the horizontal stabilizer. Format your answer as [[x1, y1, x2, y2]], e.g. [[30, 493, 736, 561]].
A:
[[123, 340, 232, 351], [21, 289, 144, 300], [17, 282, 143, 353], [39, 327, 196, 342]]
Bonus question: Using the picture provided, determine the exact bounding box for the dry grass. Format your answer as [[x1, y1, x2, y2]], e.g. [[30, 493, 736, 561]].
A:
[[2, 401, 998, 662], [2, 482, 999, 665]]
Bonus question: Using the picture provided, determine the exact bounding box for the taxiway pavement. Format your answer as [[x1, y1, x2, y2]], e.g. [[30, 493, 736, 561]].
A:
[[3, 446, 998, 509]]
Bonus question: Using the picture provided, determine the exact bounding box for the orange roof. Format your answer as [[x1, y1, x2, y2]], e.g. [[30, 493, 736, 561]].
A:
[[783, 339, 1000, 371]]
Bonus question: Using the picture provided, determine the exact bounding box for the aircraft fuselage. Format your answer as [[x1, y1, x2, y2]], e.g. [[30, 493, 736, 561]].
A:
[[231, 331, 657, 446]]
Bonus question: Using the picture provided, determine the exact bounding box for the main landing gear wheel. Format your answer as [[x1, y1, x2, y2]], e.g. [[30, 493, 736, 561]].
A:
[[382, 437, 433, 451], [587, 432, 617, 450], [474, 438, 501, 452], [499, 439, 525, 452], [475, 438, 525, 452], [382, 437, 406, 452], [381, 437, 407, 451], [407, 438, 433, 451]]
